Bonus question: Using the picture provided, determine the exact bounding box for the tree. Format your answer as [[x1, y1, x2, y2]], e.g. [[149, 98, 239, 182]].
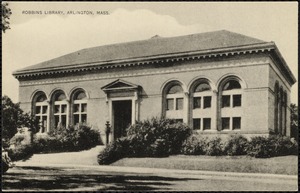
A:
[[1, 2, 12, 33], [2, 96, 39, 146], [290, 103, 298, 141]]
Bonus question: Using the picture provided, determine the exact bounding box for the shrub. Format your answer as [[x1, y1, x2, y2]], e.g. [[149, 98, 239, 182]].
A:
[[268, 135, 298, 156], [205, 137, 224, 156], [32, 134, 60, 153], [126, 118, 192, 156], [46, 123, 101, 152], [9, 134, 26, 146], [7, 143, 34, 161], [181, 135, 208, 155], [97, 118, 192, 164], [26, 123, 102, 154], [247, 136, 273, 158], [74, 124, 101, 150], [247, 135, 298, 158], [97, 137, 128, 165], [224, 135, 248, 156]]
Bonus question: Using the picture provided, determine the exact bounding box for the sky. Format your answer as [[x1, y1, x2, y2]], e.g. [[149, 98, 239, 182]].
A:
[[2, 2, 298, 104]]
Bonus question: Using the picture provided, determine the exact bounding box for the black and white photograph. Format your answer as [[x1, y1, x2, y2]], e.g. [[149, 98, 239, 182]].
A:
[[1, 1, 298, 191]]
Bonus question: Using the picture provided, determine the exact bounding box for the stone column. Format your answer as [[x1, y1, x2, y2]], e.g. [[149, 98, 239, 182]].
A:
[[212, 90, 218, 130], [183, 92, 189, 124], [46, 100, 51, 133]]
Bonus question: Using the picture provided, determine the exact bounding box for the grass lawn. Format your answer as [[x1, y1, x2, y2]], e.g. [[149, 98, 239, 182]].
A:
[[112, 155, 298, 175]]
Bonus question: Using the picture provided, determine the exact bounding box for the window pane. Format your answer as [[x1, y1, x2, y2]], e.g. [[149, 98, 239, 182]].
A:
[[82, 114, 87, 123], [36, 94, 47, 102], [56, 93, 66, 101], [42, 106, 47, 114], [74, 104, 79, 113], [203, 118, 211, 130], [36, 116, 41, 125], [233, 95, 241, 107], [222, 95, 230, 108], [61, 115, 66, 127], [75, 91, 87, 100], [81, 104, 87, 112], [223, 80, 241, 90], [168, 85, 183, 94], [54, 105, 60, 113], [167, 99, 174, 110], [41, 116, 47, 133], [36, 106, 41, 114], [194, 83, 211, 92], [176, 98, 183, 110], [203, 96, 211, 108], [74, 115, 79, 125], [233, 117, 241, 130], [193, 118, 201, 130], [61, 105, 67, 114], [54, 115, 59, 128], [222, 118, 230, 130], [193, 97, 201, 109]]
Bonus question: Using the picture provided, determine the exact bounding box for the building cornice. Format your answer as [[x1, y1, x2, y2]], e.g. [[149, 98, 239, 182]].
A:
[[13, 42, 296, 86], [19, 59, 271, 87], [13, 43, 275, 78]]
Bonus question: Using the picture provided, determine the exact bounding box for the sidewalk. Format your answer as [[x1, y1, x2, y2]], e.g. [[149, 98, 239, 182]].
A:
[[15, 161, 297, 183], [14, 145, 297, 184]]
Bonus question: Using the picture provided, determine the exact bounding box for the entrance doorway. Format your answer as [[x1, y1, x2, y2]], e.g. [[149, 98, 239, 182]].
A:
[[112, 100, 132, 139]]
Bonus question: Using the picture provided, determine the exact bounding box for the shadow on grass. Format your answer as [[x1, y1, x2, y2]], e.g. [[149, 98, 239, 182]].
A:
[[2, 166, 199, 191]]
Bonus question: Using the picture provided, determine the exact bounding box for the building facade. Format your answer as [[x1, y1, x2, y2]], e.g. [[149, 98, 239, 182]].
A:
[[13, 30, 296, 141]]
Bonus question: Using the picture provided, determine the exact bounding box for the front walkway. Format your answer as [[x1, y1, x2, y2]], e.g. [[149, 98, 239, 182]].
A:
[[16, 145, 105, 166]]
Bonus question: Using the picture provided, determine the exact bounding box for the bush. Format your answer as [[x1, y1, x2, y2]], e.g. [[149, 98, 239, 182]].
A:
[[75, 124, 101, 150], [247, 136, 273, 158], [33, 123, 101, 153], [9, 134, 26, 146], [32, 134, 60, 153], [268, 135, 298, 156], [97, 118, 192, 165], [7, 144, 34, 161], [224, 135, 248, 156], [126, 118, 192, 156], [181, 135, 208, 155], [247, 135, 298, 158], [205, 137, 224, 156], [97, 137, 128, 165]]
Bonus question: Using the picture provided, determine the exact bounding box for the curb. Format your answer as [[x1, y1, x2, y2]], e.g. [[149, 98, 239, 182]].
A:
[[15, 162, 297, 180]]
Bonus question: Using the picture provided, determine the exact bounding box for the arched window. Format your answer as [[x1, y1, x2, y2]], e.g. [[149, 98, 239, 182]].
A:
[[72, 90, 87, 125], [163, 82, 185, 122], [274, 82, 279, 133], [278, 87, 283, 134], [221, 80, 242, 108], [53, 91, 68, 128], [191, 82, 212, 130], [33, 92, 48, 133], [283, 91, 287, 135], [166, 85, 184, 111], [220, 79, 242, 130]]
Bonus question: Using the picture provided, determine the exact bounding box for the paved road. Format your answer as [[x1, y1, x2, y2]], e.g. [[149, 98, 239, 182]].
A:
[[2, 164, 297, 191]]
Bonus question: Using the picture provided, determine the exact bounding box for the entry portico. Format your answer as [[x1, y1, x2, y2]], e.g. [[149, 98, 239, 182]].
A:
[[101, 79, 140, 139]]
